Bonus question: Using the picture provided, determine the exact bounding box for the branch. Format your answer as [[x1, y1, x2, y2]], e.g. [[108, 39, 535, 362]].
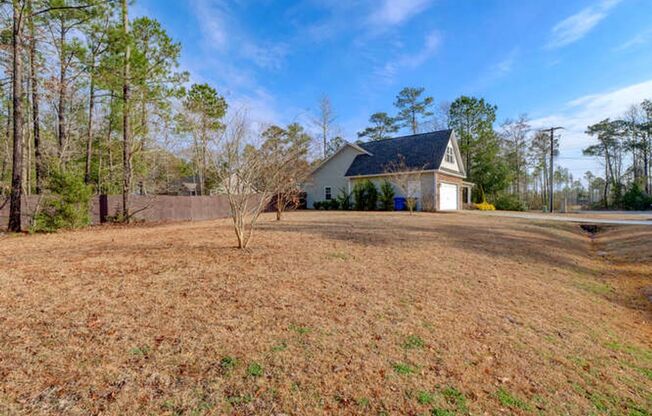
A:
[[32, 4, 97, 17]]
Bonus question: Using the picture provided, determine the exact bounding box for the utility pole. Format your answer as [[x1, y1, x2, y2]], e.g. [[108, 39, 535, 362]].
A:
[[540, 127, 564, 213]]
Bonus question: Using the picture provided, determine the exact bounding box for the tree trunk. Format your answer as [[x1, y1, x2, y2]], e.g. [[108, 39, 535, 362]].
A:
[[1, 102, 10, 184], [276, 192, 282, 221], [85, 52, 96, 184], [644, 134, 650, 194], [8, 0, 24, 232], [28, 0, 43, 194], [121, 0, 131, 221], [57, 17, 66, 161], [603, 159, 610, 208], [322, 124, 327, 159]]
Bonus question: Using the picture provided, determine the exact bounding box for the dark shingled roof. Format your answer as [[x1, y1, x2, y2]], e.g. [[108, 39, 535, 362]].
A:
[[345, 130, 453, 177]]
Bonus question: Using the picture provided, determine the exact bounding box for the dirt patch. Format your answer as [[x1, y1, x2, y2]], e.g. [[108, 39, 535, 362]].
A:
[[0, 212, 650, 415], [579, 223, 605, 235]]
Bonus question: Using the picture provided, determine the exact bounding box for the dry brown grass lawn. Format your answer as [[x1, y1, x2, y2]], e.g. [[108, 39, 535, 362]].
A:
[[0, 211, 651, 415]]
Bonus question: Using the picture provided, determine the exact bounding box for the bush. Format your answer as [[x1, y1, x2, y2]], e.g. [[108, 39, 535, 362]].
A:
[[327, 199, 340, 210], [379, 180, 395, 211], [621, 182, 652, 210], [352, 180, 379, 210], [474, 201, 496, 211], [493, 194, 526, 211], [33, 169, 93, 232], [362, 180, 378, 210], [336, 188, 352, 210], [352, 182, 366, 210], [313, 199, 339, 210]]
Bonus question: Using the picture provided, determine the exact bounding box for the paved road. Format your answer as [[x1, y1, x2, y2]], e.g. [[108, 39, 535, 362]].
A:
[[461, 210, 652, 226]]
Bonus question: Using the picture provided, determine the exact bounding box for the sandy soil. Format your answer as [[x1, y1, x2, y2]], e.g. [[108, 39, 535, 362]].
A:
[[0, 211, 650, 415]]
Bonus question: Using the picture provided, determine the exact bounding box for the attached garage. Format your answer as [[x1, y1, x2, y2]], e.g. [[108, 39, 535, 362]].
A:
[[439, 182, 458, 211]]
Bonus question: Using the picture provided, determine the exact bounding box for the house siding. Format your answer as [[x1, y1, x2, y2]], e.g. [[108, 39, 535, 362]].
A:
[[304, 146, 363, 209], [349, 172, 435, 211]]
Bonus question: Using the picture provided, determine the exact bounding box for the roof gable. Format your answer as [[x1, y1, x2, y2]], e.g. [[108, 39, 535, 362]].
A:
[[310, 142, 370, 175], [345, 130, 454, 177]]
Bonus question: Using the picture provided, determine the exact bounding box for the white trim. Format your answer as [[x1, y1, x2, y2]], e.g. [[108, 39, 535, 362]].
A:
[[310, 143, 371, 175], [346, 169, 436, 179], [434, 169, 466, 179], [439, 182, 459, 211], [445, 146, 454, 164], [447, 131, 467, 177], [433, 172, 438, 209]]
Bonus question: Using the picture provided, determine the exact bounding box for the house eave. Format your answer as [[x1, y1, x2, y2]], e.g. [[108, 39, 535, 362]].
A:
[[345, 169, 437, 179], [434, 168, 467, 179]]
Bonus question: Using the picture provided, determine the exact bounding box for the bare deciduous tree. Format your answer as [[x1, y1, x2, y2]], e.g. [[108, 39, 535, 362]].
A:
[[215, 114, 272, 249], [384, 155, 423, 214], [312, 95, 335, 159], [259, 123, 311, 221]]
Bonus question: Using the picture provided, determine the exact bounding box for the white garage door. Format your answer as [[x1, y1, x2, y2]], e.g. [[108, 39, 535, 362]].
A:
[[440, 183, 458, 210]]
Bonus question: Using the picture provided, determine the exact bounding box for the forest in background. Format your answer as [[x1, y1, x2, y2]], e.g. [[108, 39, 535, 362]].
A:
[[1, 1, 651, 232]]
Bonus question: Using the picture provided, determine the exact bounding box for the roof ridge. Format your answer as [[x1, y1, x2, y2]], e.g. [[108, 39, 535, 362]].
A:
[[365, 129, 452, 143]]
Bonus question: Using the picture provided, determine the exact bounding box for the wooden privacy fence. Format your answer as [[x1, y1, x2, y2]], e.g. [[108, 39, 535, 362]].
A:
[[0, 194, 236, 229]]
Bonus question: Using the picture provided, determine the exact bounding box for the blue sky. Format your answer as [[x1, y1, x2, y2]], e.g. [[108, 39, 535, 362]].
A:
[[136, 0, 652, 179]]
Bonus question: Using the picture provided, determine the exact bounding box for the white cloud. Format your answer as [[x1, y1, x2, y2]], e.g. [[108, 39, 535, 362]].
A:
[[614, 27, 652, 52], [546, 0, 622, 49], [191, 0, 230, 51], [374, 31, 441, 83], [493, 51, 516, 76], [369, 0, 433, 26], [464, 48, 518, 93], [190, 0, 289, 70], [241, 43, 289, 71], [530, 79, 652, 177]]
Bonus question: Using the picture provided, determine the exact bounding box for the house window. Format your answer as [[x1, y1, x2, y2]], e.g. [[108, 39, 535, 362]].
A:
[[325, 186, 332, 200], [445, 146, 454, 164]]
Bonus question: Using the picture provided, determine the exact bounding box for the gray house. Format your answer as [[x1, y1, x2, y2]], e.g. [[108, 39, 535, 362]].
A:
[[303, 130, 473, 211]]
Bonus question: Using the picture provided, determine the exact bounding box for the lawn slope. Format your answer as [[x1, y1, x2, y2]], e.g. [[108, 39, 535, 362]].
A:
[[0, 212, 650, 415]]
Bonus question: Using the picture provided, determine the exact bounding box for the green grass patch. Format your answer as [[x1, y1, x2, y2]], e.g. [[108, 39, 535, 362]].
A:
[[636, 367, 652, 381], [271, 341, 288, 352], [496, 388, 531, 411], [431, 409, 455, 416], [289, 324, 311, 335], [606, 341, 652, 361], [441, 386, 469, 414], [575, 280, 612, 295], [226, 394, 253, 405], [392, 362, 417, 375], [402, 335, 425, 350], [628, 407, 651, 416], [328, 251, 349, 260], [356, 397, 370, 408], [220, 356, 238, 372], [129, 345, 150, 358], [246, 362, 263, 377], [416, 390, 437, 405], [588, 391, 610, 412], [189, 402, 213, 416]]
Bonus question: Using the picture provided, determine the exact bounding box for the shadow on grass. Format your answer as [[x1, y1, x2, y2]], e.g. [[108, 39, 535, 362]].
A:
[[259, 215, 597, 275]]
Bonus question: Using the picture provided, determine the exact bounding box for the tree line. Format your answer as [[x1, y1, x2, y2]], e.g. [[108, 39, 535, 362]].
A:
[[2, 1, 650, 237], [583, 100, 652, 209], [354, 87, 652, 211]]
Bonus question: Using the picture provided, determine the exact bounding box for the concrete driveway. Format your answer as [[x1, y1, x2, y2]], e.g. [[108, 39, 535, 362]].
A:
[[461, 210, 652, 226]]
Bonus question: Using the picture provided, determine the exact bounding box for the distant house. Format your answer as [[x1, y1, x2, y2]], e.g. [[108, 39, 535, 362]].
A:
[[303, 130, 473, 211]]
